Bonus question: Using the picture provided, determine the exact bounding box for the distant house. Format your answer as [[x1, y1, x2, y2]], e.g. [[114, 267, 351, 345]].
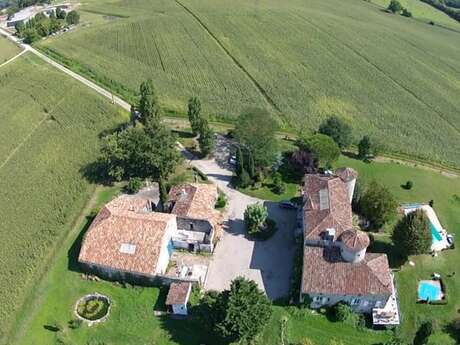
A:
[[78, 183, 220, 283], [167, 183, 219, 253], [78, 195, 176, 283], [6, 7, 36, 27], [300, 168, 399, 324], [166, 282, 192, 316]]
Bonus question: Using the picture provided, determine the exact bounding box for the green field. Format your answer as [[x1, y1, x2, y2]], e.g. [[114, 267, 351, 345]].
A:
[[0, 35, 21, 64], [0, 53, 125, 344], [369, 0, 460, 30], [36, 0, 460, 168]]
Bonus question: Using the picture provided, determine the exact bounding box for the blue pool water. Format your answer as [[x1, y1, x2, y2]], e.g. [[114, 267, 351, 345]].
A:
[[431, 223, 443, 243], [418, 281, 442, 301]]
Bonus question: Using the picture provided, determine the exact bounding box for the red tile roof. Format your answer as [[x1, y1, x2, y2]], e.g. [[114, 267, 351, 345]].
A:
[[303, 174, 353, 241], [340, 229, 370, 251], [78, 195, 175, 277], [166, 282, 191, 305], [301, 246, 392, 295], [168, 183, 218, 220], [335, 167, 358, 182]]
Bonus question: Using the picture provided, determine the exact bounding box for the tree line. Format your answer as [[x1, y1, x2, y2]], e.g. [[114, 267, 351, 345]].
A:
[[16, 9, 80, 44]]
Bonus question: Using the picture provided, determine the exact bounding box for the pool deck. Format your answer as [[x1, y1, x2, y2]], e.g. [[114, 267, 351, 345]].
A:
[[402, 204, 450, 252]]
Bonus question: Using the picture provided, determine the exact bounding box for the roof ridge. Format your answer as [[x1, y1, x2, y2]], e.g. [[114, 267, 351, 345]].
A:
[[366, 254, 391, 288]]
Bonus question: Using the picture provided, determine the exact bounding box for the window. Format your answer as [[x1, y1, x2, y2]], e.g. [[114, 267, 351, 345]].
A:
[[319, 189, 330, 210], [190, 223, 194, 230], [312, 296, 322, 303], [350, 298, 361, 305], [119, 243, 136, 255]]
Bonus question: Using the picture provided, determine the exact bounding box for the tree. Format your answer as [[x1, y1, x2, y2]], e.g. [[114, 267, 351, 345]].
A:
[[246, 149, 255, 179], [392, 209, 431, 256], [66, 10, 80, 25], [22, 27, 40, 43], [197, 118, 214, 157], [388, 0, 403, 13], [404, 180, 413, 190], [98, 124, 182, 182], [55, 7, 66, 19], [298, 134, 340, 168], [187, 97, 202, 136], [359, 180, 397, 229], [401, 7, 413, 17], [234, 108, 279, 168], [217, 277, 272, 342], [235, 146, 244, 177], [238, 169, 252, 188], [159, 177, 168, 208], [318, 116, 352, 149], [244, 203, 268, 235], [358, 135, 372, 160], [138, 79, 161, 127]]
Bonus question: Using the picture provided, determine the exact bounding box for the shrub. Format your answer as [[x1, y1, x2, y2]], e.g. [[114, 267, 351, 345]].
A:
[[76, 296, 110, 321], [414, 321, 433, 345], [126, 177, 143, 194], [244, 203, 268, 235], [215, 193, 227, 209], [332, 303, 354, 322], [238, 169, 252, 188], [68, 318, 82, 329], [401, 8, 413, 17], [388, 0, 403, 13], [272, 172, 286, 194], [404, 180, 413, 190]]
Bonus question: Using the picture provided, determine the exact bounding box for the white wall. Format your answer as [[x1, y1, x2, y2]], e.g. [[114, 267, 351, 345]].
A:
[[172, 303, 188, 315], [155, 217, 177, 275], [304, 293, 390, 313]]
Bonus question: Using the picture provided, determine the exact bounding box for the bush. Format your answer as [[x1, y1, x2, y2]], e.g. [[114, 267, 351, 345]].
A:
[[76, 296, 110, 321], [244, 203, 268, 235], [238, 169, 252, 188], [401, 8, 413, 17], [272, 172, 286, 194], [68, 318, 82, 329], [318, 116, 352, 149], [251, 218, 278, 240], [404, 180, 413, 190], [215, 193, 227, 209], [332, 303, 354, 322], [126, 177, 143, 194], [388, 0, 403, 13]]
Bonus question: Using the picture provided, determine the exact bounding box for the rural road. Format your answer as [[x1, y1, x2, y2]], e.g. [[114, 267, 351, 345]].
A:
[[0, 27, 131, 112]]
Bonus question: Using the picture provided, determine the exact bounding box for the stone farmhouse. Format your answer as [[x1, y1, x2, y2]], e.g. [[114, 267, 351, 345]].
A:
[[78, 183, 219, 283], [300, 168, 399, 323]]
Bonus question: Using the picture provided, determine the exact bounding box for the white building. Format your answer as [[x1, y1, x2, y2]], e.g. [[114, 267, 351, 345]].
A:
[[300, 168, 399, 324], [166, 282, 192, 316]]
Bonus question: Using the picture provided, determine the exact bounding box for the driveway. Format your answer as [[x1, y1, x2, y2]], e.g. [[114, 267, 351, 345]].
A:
[[180, 136, 297, 300]]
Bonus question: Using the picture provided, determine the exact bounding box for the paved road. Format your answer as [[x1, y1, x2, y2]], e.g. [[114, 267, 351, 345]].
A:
[[181, 139, 296, 300]]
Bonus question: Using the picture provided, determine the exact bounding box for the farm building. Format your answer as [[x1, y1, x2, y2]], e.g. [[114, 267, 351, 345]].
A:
[[78, 195, 176, 283], [300, 168, 399, 325], [78, 183, 220, 283], [167, 183, 219, 253], [165, 282, 192, 316], [6, 6, 37, 27]]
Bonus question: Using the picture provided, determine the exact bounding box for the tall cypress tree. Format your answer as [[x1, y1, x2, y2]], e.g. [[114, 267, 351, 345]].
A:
[[235, 146, 244, 177], [139, 79, 161, 127]]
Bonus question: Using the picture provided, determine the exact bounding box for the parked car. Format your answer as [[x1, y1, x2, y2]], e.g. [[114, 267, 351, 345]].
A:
[[279, 200, 297, 210], [228, 155, 237, 165]]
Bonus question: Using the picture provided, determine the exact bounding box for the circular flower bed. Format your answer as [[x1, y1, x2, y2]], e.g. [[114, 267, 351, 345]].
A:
[[75, 293, 111, 323]]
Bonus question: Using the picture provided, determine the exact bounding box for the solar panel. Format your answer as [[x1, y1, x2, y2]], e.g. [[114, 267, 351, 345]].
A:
[[319, 188, 330, 210], [119, 243, 136, 255]]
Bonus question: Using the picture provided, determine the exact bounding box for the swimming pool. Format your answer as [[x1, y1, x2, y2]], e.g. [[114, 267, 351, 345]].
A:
[[431, 223, 443, 243], [418, 280, 443, 301]]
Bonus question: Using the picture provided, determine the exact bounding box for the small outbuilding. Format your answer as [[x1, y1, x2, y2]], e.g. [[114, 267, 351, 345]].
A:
[[165, 282, 192, 316]]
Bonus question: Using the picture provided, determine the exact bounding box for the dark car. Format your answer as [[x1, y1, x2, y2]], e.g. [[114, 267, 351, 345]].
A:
[[279, 200, 297, 210]]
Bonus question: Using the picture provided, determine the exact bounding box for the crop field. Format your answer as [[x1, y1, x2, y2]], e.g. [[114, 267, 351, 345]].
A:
[[0, 53, 124, 344], [35, 0, 460, 168], [369, 0, 460, 30], [0, 35, 21, 64]]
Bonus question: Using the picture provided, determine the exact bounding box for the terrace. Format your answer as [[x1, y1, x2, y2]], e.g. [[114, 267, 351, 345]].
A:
[[372, 274, 400, 327]]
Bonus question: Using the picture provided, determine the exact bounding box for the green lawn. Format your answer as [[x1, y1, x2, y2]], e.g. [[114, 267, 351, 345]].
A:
[[335, 156, 460, 341], [0, 35, 21, 64], [0, 53, 126, 344]]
